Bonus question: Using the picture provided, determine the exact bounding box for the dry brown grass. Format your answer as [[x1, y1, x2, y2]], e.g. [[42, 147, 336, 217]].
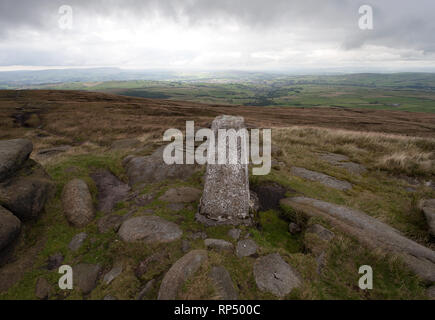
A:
[[1, 89, 434, 177], [275, 126, 435, 176], [378, 152, 433, 175], [1, 89, 435, 143]]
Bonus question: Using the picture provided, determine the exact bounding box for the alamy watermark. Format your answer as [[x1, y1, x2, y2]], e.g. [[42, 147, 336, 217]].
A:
[[162, 121, 271, 175], [58, 265, 73, 290], [58, 5, 73, 30], [358, 265, 373, 290], [359, 5, 373, 30], [56, 5, 373, 32]]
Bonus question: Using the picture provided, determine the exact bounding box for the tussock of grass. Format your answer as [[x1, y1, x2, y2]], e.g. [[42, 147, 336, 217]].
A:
[[378, 152, 433, 175]]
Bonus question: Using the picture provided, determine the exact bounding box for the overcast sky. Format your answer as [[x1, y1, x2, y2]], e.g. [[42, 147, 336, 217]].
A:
[[1, 0, 435, 72]]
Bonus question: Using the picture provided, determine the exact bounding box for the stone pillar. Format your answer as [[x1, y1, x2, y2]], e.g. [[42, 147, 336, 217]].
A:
[[196, 115, 252, 226]]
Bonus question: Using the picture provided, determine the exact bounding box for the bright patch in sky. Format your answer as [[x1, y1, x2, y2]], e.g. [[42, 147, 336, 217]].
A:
[[0, 0, 435, 72]]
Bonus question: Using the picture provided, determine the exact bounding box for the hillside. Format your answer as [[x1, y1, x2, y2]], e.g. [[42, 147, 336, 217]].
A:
[[0, 90, 434, 300], [1, 90, 435, 143]]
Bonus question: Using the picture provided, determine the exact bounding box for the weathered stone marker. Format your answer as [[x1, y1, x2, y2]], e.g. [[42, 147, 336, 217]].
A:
[[196, 115, 252, 226]]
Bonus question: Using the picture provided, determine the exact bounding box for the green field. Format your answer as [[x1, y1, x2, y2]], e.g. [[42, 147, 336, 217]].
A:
[[17, 73, 435, 113]]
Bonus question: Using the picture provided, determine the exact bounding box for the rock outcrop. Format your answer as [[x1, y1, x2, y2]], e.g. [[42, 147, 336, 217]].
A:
[[123, 145, 200, 187], [0, 165, 54, 220], [90, 169, 130, 214], [0, 139, 53, 260], [290, 167, 352, 190], [0, 140, 54, 221], [0, 139, 33, 181], [281, 196, 435, 282], [118, 216, 182, 243], [319, 153, 367, 175], [158, 186, 202, 203]]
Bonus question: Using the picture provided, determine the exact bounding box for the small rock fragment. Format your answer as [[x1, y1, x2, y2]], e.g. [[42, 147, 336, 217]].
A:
[[118, 216, 182, 243], [46, 252, 64, 270], [103, 264, 123, 285], [190, 231, 207, 240], [209, 266, 238, 300], [204, 239, 234, 252], [227, 229, 241, 240], [288, 223, 301, 234], [62, 179, 95, 227], [306, 224, 335, 241], [158, 250, 208, 300], [35, 277, 52, 300], [136, 279, 155, 300], [159, 187, 202, 203], [290, 167, 352, 190], [181, 240, 191, 253], [73, 263, 102, 294], [68, 232, 88, 252], [253, 253, 302, 297], [236, 239, 258, 258]]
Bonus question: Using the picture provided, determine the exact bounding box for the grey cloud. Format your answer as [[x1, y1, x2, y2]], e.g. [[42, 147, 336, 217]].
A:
[[1, 0, 435, 68], [1, 0, 434, 46]]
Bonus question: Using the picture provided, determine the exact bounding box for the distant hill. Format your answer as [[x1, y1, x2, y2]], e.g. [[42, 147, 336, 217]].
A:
[[2, 68, 435, 89], [0, 68, 282, 88], [2, 71, 435, 113]]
